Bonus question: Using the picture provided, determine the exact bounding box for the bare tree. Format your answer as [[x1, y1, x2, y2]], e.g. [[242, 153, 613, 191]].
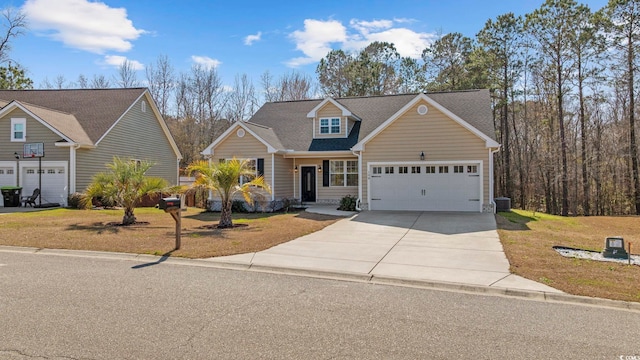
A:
[[76, 74, 89, 88], [91, 74, 112, 88], [115, 60, 140, 88], [146, 55, 175, 117], [226, 73, 257, 122], [0, 7, 27, 63], [262, 70, 315, 102]]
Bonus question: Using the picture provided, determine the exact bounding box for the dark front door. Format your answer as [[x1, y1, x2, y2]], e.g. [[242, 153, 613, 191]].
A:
[[301, 166, 316, 202]]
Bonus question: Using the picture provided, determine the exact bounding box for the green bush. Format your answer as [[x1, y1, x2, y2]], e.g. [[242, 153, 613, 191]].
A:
[[338, 195, 357, 211], [231, 199, 249, 213]]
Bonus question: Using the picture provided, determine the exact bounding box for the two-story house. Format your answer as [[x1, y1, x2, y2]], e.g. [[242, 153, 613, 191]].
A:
[[0, 88, 181, 206], [201, 90, 500, 212]]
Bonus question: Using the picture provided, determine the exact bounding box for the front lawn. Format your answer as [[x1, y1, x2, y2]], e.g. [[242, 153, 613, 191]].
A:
[[0, 207, 340, 258], [497, 210, 640, 303]]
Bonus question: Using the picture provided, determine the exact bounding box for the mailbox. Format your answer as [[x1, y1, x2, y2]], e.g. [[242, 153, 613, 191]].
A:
[[158, 197, 181, 211], [602, 236, 629, 259]]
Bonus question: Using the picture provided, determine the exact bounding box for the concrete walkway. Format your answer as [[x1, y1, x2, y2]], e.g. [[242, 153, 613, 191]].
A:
[[210, 209, 561, 294]]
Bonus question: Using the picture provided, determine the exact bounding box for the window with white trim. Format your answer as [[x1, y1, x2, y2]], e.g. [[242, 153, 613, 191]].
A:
[[141, 100, 147, 113], [11, 118, 26, 142], [330, 160, 358, 186], [398, 166, 408, 174], [0, 170, 3, 174], [453, 165, 464, 173], [425, 166, 435, 174], [411, 166, 421, 174], [47, 169, 56, 174], [7, 169, 12, 174], [467, 165, 478, 174], [26, 169, 34, 174], [439, 166, 449, 174], [320, 117, 341, 134], [384, 166, 394, 174], [372, 166, 382, 174]]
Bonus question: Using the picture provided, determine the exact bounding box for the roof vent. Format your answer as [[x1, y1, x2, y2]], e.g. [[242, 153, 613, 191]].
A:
[[417, 104, 428, 115], [237, 128, 245, 138]]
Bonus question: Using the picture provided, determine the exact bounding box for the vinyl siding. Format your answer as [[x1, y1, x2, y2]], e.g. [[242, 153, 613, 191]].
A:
[[361, 100, 490, 209], [273, 155, 294, 198], [75, 96, 178, 191], [210, 129, 272, 200], [315, 103, 346, 139]]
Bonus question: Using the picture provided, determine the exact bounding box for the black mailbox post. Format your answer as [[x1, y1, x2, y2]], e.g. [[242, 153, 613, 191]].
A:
[[158, 197, 183, 249]]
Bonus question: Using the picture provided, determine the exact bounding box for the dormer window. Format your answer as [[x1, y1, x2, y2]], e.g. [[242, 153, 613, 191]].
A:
[[320, 117, 340, 134]]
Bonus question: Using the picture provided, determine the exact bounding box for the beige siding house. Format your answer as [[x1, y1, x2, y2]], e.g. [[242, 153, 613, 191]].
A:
[[202, 90, 499, 212], [0, 88, 181, 207]]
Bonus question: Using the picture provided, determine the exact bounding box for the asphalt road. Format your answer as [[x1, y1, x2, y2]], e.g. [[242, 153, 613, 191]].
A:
[[0, 251, 639, 360]]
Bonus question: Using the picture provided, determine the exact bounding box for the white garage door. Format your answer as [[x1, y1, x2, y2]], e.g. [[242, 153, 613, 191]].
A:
[[0, 162, 17, 207], [0, 164, 17, 187], [21, 162, 68, 206], [369, 163, 481, 212]]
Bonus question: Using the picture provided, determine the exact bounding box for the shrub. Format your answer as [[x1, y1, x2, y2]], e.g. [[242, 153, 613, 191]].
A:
[[67, 192, 84, 209], [231, 199, 249, 213], [338, 195, 357, 211]]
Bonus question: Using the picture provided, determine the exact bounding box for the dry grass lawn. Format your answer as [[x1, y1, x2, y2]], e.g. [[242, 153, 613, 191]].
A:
[[0, 207, 340, 258], [497, 210, 640, 303]]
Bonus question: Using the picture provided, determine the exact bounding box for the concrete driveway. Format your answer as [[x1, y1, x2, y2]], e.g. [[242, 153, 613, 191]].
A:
[[211, 211, 560, 293]]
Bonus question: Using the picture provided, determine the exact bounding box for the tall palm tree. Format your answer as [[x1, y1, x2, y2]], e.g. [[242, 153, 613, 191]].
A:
[[187, 158, 271, 228], [82, 157, 168, 225]]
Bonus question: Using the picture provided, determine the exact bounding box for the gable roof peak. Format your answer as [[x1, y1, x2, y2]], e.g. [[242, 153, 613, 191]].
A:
[[306, 96, 361, 120]]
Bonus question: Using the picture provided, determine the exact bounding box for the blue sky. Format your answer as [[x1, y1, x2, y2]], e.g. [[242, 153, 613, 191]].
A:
[[8, 0, 609, 91]]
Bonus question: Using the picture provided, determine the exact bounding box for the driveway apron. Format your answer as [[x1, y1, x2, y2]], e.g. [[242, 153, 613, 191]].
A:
[[211, 211, 560, 293]]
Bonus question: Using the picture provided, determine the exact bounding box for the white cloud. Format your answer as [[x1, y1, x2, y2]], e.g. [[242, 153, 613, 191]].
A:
[[287, 18, 435, 67], [191, 55, 222, 70], [22, 0, 145, 54], [103, 55, 144, 70], [287, 19, 347, 67], [244, 32, 262, 45], [349, 19, 393, 35]]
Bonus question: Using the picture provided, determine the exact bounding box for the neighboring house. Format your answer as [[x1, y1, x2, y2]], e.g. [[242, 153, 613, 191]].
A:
[[202, 90, 500, 212], [0, 88, 181, 206]]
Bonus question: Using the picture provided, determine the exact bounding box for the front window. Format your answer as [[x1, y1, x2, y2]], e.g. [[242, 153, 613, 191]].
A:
[[11, 118, 26, 142], [330, 160, 358, 186], [320, 117, 341, 134], [224, 158, 257, 185]]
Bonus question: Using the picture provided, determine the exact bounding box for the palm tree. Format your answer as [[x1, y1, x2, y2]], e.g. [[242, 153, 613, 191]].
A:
[[186, 158, 271, 228], [82, 157, 168, 225]]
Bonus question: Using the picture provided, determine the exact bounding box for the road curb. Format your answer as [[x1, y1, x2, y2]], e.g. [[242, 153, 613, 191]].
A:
[[1, 245, 639, 312]]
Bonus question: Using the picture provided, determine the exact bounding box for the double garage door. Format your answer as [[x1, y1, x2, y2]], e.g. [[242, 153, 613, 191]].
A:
[[369, 163, 481, 212]]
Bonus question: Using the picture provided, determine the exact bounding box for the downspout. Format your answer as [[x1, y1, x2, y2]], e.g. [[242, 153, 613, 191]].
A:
[[489, 147, 501, 213], [69, 144, 81, 194], [352, 150, 362, 211], [271, 153, 275, 201]]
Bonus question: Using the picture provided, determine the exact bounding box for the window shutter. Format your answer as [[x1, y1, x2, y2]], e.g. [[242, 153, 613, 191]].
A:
[[257, 158, 264, 177], [323, 160, 330, 187]]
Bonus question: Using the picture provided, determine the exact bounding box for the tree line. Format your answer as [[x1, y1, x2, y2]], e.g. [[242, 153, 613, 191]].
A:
[[3, 0, 640, 216]]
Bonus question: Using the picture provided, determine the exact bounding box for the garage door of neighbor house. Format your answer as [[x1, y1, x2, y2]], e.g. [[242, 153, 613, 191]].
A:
[[369, 163, 481, 212], [21, 162, 68, 206], [0, 163, 17, 187]]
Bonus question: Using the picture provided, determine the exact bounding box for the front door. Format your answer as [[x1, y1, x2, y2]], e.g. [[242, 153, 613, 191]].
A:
[[301, 166, 316, 202]]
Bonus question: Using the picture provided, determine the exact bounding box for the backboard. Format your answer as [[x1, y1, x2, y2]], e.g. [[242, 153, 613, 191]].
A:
[[23, 143, 44, 158]]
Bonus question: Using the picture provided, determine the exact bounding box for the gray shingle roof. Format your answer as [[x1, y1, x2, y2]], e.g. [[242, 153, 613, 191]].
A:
[[0, 88, 147, 144], [246, 89, 496, 152]]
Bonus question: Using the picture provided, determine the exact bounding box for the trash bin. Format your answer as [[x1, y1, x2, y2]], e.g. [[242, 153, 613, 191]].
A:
[[1, 186, 22, 207]]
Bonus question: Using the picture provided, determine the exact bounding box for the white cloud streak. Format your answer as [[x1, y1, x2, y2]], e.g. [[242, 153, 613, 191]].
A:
[[22, 0, 145, 54], [103, 55, 144, 70], [191, 55, 222, 69], [244, 32, 262, 45], [287, 18, 435, 67]]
